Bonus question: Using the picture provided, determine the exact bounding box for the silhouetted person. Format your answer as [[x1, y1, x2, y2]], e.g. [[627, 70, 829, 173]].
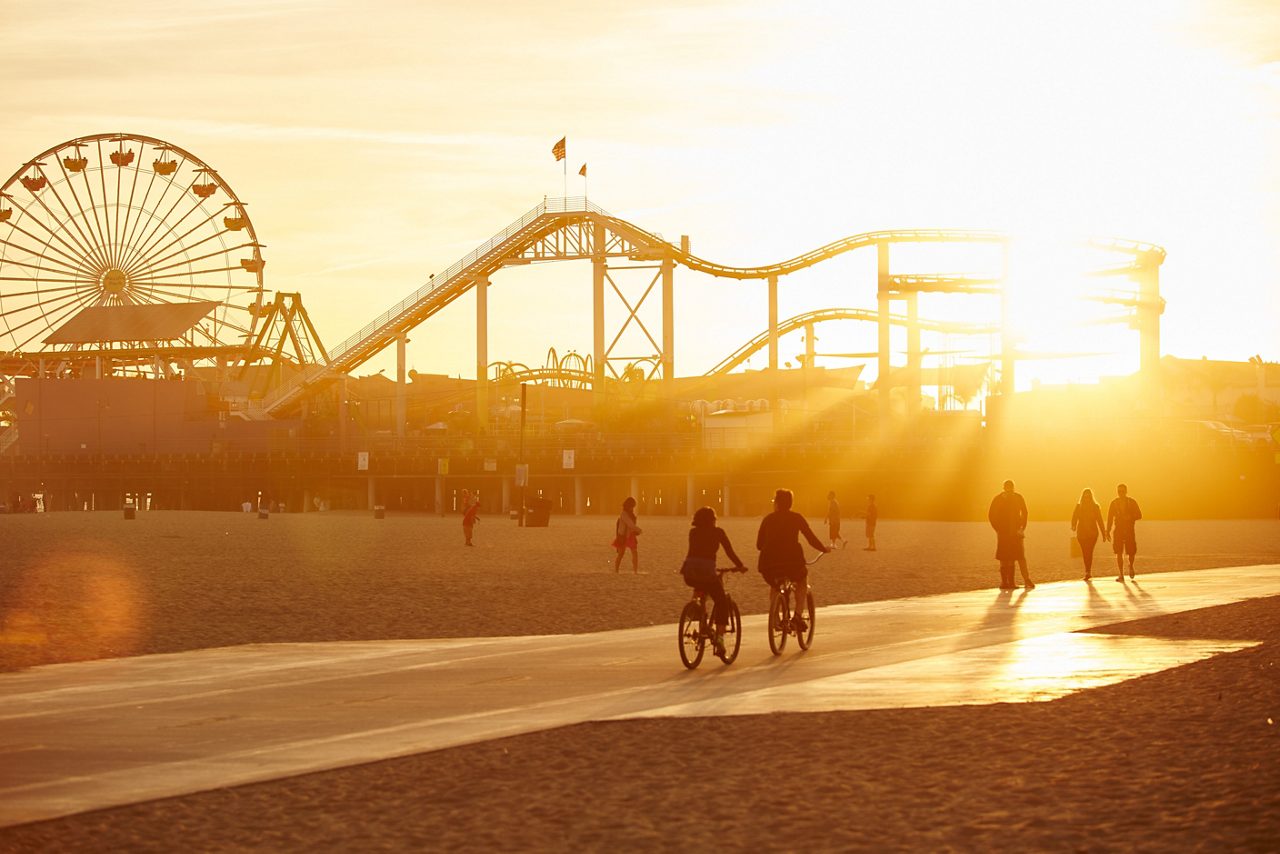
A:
[[612, 496, 642, 573], [461, 488, 480, 546], [757, 488, 829, 631], [864, 494, 878, 551], [1071, 487, 1107, 581], [1107, 483, 1142, 581], [680, 506, 747, 655], [988, 479, 1033, 590], [825, 491, 845, 550]]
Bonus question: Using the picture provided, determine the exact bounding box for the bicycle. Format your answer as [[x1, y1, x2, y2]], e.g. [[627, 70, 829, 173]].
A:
[[678, 567, 746, 669], [767, 551, 825, 655]]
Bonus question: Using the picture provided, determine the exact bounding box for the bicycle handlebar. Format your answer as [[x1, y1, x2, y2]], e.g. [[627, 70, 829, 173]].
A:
[[805, 550, 829, 566]]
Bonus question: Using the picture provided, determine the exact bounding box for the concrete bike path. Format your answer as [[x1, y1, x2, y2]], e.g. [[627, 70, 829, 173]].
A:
[[1, 564, 1276, 828]]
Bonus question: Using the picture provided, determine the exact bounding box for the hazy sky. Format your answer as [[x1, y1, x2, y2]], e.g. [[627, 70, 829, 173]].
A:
[[2, 0, 1277, 384]]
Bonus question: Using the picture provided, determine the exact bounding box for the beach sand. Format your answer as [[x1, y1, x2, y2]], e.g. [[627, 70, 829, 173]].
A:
[[1, 512, 1278, 850]]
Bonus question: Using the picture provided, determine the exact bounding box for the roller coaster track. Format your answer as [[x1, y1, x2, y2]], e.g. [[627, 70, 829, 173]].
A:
[[706, 308, 1000, 376], [259, 198, 1165, 416]]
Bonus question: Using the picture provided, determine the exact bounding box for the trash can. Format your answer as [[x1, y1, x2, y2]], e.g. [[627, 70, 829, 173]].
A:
[[123, 503, 136, 520], [258, 507, 269, 520], [373, 505, 386, 519], [526, 497, 553, 527]]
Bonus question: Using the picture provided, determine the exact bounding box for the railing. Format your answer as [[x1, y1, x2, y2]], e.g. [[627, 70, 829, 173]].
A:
[[261, 197, 608, 414]]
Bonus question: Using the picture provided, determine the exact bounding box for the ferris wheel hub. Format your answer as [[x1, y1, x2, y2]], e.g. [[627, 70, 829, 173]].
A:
[[101, 268, 127, 296]]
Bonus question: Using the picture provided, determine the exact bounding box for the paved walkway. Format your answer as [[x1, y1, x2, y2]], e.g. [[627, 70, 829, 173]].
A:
[[1, 565, 1276, 828]]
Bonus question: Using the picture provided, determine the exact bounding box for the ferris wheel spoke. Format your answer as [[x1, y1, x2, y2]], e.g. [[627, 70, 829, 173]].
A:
[[5, 194, 105, 277], [119, 163, 162, 267], [123, 178, 208, 273], [128, 264, 254, 282], [0, 275, 87, 285], [131, 229, 232, 278], [0, 282, 88, 300], [117, 153, 186, 272], [2, 290, 96, 348], [41, 161, 114, 271], [116, 142, 148, 264], [127, 208, 233, 278], [0, 237, 92, 278], [53, 165, 114, 273], [96, 138, 121, 268], [0, 287, 90, 319], [133, 242, 258, 279], [74, 146, 115, 271]]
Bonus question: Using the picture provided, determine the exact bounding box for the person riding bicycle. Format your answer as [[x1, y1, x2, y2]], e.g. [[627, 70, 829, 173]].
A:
[[680, 506, 747, 653], [757, 488, 830, 633]]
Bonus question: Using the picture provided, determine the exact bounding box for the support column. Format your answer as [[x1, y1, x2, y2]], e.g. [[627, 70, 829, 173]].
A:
[[367, 476, 376, 511], [661, 256, 674, 392], [686, 473, 696, 515], [722, 476, 731, 517], [501, 478, 511, 514], [396, 333, 409, 439], [434, 476, 444, 516], [877, 243, 892, 432], [630, 475, 640, 503], [574, 475, 585, 516], [906, 291, 921, 415], [592, 220, 606, 396], [767, 275, 779, 371], [1137, 263, 1162, 387], [1000, 241, 1015, 396], [475, 276, 489, 433]]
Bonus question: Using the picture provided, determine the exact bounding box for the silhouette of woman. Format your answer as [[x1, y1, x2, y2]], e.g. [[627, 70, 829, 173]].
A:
[[1071, 487, 1107, 581], [612, 496, 642, 573]]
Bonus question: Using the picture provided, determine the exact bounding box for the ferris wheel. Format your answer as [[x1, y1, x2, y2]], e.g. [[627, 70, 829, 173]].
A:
[[0, 132, 265, 366]]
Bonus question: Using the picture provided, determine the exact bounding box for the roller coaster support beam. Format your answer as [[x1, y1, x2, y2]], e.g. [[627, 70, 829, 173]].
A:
[[767, 275, 779, 371], [592, 221, 606, 397], [877, 243, 891, 433], [476, 276, 489, 433], [1000, 244, 1015, 395], [1136, 262, 1162, 392], [396, 333, 408, 439], [662, 256, 674, 391], [907, 292, 921, 415]]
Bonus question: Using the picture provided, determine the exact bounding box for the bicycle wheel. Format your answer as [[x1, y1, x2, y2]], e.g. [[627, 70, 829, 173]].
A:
[[678, 600, 706, 669], [767, 587, 788, 655], [795, 590, 816, 650], [719, 598, 742, 665]]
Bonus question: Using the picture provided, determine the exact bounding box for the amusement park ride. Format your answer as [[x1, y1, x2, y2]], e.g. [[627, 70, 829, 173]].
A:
[[0, 133, 1166, 455]]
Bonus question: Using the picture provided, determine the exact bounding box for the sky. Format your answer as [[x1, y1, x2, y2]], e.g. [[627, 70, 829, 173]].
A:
[[2, 0, 1277, 389]]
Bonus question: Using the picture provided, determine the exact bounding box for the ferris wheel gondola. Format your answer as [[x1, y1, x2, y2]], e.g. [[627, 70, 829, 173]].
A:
[[0, 132, 266, 373]]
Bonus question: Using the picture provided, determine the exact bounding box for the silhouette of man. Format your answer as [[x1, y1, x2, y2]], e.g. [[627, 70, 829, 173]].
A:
[[988, 479, 1033, 590], [1106, 483, 1142, 581]]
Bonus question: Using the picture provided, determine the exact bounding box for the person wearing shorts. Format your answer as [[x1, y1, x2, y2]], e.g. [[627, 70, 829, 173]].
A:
[[1106, 483, 1142, 581], [757, 488, 829, 632]]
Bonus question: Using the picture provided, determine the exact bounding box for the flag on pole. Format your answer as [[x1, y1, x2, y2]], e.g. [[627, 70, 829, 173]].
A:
[[578, 163, 587, 177], [551, 137, 566, 161]]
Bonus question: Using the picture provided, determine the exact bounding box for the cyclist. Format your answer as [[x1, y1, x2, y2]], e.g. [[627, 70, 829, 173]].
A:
[[680, 506, 747, 654], [757, 488, 830, 633]]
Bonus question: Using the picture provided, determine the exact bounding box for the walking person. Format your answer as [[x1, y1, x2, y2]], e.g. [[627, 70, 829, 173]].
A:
[[863, 494, 878, 551], [825, 491, 845, 550], [988, 479, 1034, 591], [1106, 483, 1142, 581], [1070, 488, 1107, 581], [679, 506, 747, 655], [460, 489, 480, 546], [612, 496, 642, 573]]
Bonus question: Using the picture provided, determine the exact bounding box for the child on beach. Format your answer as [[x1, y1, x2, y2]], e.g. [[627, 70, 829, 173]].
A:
[[680, 506, 747, 654], [612, 496, 642, 573]]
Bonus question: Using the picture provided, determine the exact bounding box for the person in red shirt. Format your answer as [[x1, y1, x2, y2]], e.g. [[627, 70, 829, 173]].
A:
[[461, 489, 480, 546]]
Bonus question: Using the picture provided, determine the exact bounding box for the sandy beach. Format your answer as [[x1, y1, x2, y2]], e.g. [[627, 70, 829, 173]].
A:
[[1, 512, 1278, 850]]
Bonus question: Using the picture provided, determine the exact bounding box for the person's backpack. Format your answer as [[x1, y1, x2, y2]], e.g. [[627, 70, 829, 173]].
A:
[[615, 515, 627, 539]]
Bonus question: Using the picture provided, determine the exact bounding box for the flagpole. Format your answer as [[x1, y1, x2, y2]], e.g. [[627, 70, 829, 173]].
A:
[[562, 157, 567, 202]]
